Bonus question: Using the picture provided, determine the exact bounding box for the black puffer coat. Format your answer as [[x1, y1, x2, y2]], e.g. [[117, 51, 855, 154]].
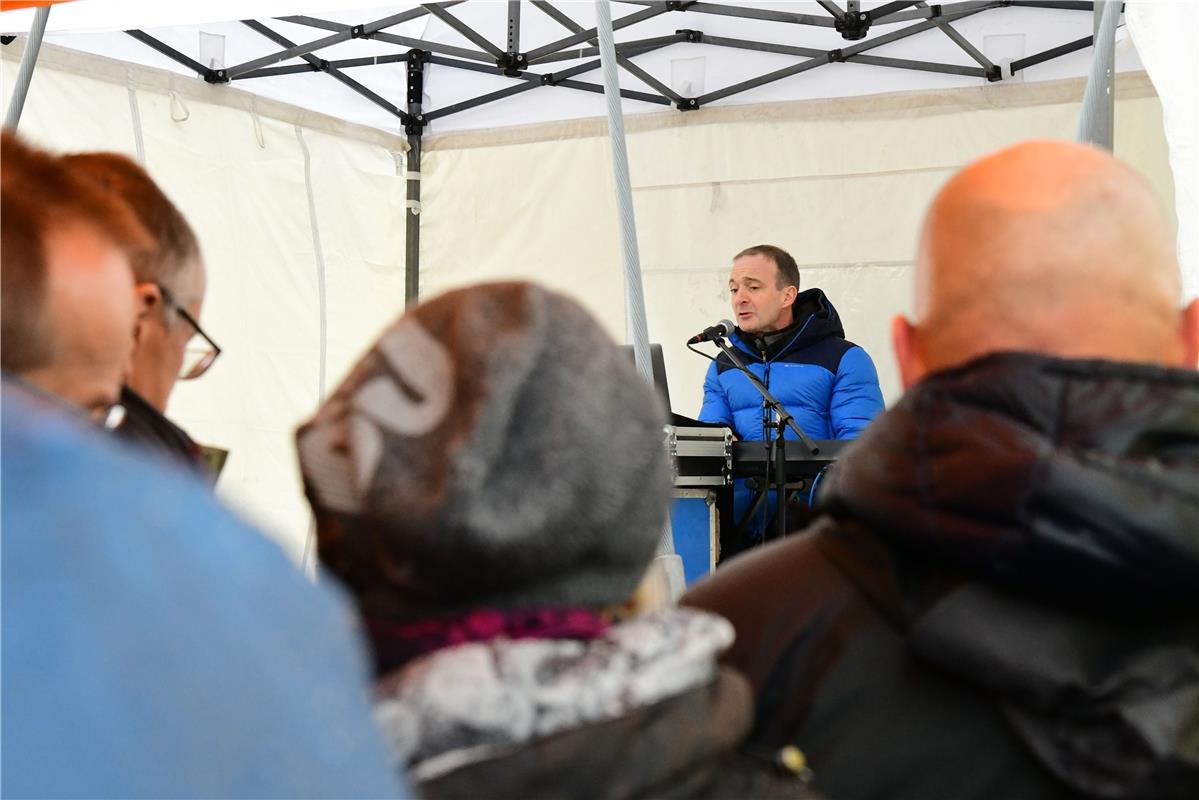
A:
[[684, 352, 1199, 800]]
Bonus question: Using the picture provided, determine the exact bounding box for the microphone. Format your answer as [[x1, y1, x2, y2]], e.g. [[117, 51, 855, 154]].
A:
[[687, 319, 734, 345]]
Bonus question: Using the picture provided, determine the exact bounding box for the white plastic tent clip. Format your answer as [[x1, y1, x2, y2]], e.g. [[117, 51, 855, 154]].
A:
[[250, 99, 265, 149], [168, 90, 190, 123]]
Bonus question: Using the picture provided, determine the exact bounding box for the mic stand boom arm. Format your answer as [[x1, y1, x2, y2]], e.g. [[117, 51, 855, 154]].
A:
[[713, 335, 820, 543], [712, 337, 821, 456]]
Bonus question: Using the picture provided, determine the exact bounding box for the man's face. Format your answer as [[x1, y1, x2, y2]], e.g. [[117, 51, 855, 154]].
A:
[[20, 222, 137, 422], [128, 261, 207, 412], [729, 253, 797, 334]]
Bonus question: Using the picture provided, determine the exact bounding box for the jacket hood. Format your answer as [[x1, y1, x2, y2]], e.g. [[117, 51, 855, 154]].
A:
[[822, 352, 1199, 798], [732, 288, 845, 361], [823, 351, 1199, 613]]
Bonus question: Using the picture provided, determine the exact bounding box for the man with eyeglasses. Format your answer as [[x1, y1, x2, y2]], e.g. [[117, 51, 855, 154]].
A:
[[66, 152, 220, 481], [1, 133, 147, 427]]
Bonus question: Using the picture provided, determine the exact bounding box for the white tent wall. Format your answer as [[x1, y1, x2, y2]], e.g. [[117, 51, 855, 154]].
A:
[[1126, 0, 1199, 302], [421, 71, 1175, 413], [2, 43, 409, 561], [0, 25, 1178, 557]]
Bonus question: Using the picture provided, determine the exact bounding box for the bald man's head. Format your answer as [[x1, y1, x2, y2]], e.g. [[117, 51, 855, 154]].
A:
[[894, 140, 1197, 386]]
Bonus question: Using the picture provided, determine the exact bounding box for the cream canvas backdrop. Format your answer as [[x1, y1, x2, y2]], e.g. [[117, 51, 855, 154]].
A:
[[3, 43, 1174, 560], [421, 71, 1174, 416], [2, 44, 409, 562]]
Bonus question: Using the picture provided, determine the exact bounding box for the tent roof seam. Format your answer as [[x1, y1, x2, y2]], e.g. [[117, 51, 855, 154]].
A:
[[423, 71, 1158, 151]]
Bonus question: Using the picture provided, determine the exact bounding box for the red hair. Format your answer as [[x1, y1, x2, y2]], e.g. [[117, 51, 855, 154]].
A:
[[64, 151, 201, 287], [1, 131, 150, 370]]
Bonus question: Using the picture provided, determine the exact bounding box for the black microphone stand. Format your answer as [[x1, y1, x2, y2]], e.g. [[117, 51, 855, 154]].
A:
[[713, 335, 820, 543]]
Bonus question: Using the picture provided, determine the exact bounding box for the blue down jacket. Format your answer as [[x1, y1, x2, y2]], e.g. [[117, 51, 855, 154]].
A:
[[698, 288, 883, 444]]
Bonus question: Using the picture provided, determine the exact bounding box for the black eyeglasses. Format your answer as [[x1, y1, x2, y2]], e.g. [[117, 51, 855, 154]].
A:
[[159, 285, 221, 380]]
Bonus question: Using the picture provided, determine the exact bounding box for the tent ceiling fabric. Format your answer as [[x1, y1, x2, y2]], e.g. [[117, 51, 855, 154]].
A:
[[2, 1, 1142, 135]]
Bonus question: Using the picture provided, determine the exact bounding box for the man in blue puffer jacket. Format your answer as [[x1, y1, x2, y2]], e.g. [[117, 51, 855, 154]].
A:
[[699, 245, 884, 547]]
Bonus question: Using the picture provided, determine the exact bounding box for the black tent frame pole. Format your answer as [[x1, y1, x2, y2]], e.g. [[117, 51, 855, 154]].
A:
[[405, 51, 427, 306], [533, 1, 683, 102], [279, 18, 492, 62], [116, 1, 1102, 130]]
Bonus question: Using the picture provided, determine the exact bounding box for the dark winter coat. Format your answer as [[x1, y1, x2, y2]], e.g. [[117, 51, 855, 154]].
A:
[[684, 352, 1199, 800], [115, 386, 212, 482]]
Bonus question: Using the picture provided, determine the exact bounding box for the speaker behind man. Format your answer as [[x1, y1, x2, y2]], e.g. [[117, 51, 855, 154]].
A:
[[697, 244, 885, 551]]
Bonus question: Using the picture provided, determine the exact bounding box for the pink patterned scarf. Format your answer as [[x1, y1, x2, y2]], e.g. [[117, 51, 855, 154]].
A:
[[367, 607, 609, 676]]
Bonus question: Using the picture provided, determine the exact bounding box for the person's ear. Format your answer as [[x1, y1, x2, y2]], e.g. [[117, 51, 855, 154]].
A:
[[133, 282, 162, 319], [891, 314, 928, 390], [131, 282, 162, 348], [1180, 298, 1199, 368], [783, 284, 798, 307]]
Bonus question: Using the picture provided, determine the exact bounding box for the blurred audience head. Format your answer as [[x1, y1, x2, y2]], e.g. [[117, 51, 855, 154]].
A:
[[297, 281, 671, 627], [895, 139, 1199, 387], [65, 152, 209, 412], [1, 131, 149, 422]]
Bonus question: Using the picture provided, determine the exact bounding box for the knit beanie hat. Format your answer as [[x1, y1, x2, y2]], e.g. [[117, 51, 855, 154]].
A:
[[296, 281, 671, 622]]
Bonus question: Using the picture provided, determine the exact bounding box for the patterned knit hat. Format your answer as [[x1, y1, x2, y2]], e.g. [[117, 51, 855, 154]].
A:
[[297, 282, 671, 622]]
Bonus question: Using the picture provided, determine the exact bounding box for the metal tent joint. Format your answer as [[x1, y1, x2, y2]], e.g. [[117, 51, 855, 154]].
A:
[[677, 29, 703, 44], [406, 49, 429, 135], [835, 10, 872, 40], [497, 51, 529, 76]]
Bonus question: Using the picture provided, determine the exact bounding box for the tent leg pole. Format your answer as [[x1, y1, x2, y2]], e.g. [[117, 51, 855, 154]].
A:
[[5, 6, 52, 129], [594, 0, 681, 580], [405, 50, 426, 306], [594, 0, 652, 384], [1078, 0, 1119, 150], [405, 131, 422, 306]]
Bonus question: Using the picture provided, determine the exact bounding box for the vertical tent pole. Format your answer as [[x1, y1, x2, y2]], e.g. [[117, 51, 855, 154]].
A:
[[405, 52, 425, 306], [594, 0, 682, 590], [5, 5, 52, 129], [1078, 0, 1119, 149], [404, 133, 422, 305], [594, 0, 653, 384]]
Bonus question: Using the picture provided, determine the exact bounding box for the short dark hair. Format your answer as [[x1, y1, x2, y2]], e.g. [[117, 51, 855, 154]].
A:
[[64, 152, 201, 291], [734, 244, 800, 290], [1, 132, 149, 372]]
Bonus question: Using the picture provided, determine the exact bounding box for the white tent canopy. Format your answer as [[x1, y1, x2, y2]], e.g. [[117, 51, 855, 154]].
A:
[[2, 1, 1192, 563], [3, 1, 1146, 134]]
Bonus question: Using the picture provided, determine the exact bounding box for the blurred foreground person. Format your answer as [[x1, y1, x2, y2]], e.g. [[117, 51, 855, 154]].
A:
[[66, 152, 217, 477], [297, 282, 820, 799], [684, 141, 1199, 800], [0, 381, 407, 798], [0, 132, 145, 423]]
